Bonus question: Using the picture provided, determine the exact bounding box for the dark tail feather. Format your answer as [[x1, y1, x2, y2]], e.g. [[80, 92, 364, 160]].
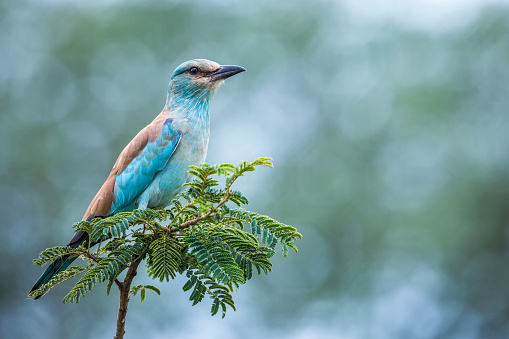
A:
[[29, 231, 90, 299]]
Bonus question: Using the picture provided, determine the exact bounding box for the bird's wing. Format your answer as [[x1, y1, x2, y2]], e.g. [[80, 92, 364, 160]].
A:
[[82, 115, 181, 220]]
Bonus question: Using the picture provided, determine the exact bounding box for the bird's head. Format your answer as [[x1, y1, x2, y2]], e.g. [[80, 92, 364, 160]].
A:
[[167, 59, 245, 107]]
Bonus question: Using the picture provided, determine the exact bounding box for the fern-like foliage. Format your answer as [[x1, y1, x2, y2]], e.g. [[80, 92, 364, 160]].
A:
[[130, 284, 161, 302], [29, 266, 86, 299], [147, 235, 183, 281], [185, 235, 245, 285], [183, 270, 236, 318], [30, 157, 301, 318], [32, 246, 83, 267], [64, 239, 148, 303]]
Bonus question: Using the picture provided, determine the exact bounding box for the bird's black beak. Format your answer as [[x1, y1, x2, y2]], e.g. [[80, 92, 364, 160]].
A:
[[211, 65, 246, 81]]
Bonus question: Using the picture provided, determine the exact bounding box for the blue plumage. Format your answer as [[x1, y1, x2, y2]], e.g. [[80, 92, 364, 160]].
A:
[[29, 59, 245, 298], [113, 118, 182, 213]]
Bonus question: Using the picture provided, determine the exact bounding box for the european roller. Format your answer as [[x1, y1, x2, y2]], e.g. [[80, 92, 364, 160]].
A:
[[29, 59, 246, 298]]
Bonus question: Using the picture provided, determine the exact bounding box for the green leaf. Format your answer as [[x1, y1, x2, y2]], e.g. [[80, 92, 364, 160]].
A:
[[183, 270, 236, 317], [32, 246, 82, 267], [30, 156, 300, 319], [144, 285, 161, 295], [184, 236, 245, 285], [28, 266, 86, 299], [130, 285, 143, 296], [130, 284, 161, 302], [147, 235, 182, 282]]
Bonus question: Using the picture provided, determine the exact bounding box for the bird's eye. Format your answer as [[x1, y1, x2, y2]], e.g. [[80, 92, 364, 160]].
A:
[[189, 67, 199, 75]]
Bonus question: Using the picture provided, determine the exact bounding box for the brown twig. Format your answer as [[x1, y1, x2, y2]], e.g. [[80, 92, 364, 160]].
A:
[[113, 257, 142, 339], [168, 191, 231, 233], [168, 209, 213, 232]]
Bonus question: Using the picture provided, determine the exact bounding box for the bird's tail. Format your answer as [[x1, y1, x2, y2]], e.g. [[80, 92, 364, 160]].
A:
[[29, 230, 89, 300]]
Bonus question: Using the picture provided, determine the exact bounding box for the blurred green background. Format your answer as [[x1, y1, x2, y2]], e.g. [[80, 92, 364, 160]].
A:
[[2, 0, 509, 338]]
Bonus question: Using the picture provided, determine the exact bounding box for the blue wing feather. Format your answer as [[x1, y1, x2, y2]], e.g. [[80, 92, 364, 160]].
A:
[[111, 118, 181, 213]]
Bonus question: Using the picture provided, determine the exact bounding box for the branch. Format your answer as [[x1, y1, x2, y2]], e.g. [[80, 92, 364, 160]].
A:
[[114, 257, 142, 339], [115, 278, 123, 290], [168, 161, 261, 233], [81, 249, 123, 292], [169, 191, 231, 233], [169, 209, 213, 232]]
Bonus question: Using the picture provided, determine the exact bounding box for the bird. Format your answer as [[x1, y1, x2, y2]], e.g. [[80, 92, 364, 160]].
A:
[[29, 59, 246, 299]]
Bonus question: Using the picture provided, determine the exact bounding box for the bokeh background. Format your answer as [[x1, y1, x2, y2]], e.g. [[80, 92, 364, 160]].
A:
[[2, 0, 509, 338]]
